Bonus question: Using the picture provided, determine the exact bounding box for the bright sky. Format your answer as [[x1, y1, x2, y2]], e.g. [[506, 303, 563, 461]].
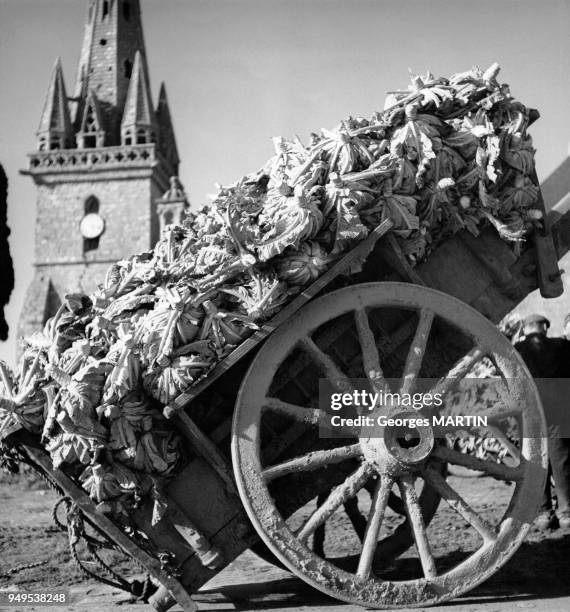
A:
[[1, 0, 569, 364]]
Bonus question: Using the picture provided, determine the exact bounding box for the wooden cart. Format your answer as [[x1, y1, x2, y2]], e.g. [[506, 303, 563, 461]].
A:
[[6, 184, 570, 611]]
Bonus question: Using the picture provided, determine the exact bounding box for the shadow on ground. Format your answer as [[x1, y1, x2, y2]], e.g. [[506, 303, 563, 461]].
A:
[[198, 533, 570, 610]]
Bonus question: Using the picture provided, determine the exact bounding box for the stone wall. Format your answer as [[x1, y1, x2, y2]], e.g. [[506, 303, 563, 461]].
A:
[[18, 160, 168, 348], [33, 175, 160, 264], [17, 262, 112, 343]]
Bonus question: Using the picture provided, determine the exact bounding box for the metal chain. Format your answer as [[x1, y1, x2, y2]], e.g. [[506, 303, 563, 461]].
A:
[[4, 446, 157, 601], [66, 516, 131, 593], [52, 497, 115, 552], [0, 559, 48, 579], [51, 496, 70, 531], [60, 496, 158, 600], [86, 542, 133, 587]]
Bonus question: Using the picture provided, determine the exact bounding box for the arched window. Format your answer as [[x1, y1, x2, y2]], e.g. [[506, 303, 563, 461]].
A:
[[85, 195, 99, 214], [81, 104, 99, 148], [123, 1, 131, 20], [102, 0, 109, 19], [136, 128, 147, 145]]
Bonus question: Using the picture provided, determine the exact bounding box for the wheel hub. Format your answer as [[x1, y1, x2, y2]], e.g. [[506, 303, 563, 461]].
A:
[[361, 410, 435, 475]]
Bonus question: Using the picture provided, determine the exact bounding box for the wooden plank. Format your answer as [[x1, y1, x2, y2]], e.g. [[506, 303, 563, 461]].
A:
[[549, 194, 570, 260], [171, 411, 238, 495], [415, 235, 493, 301], [460, 231, 524, 301], [530, 169, 563, 298], [19, 445, 198, 612], [534, 231, 563, 298], [465, 242, 540, 324], [166, 456, 244, 538], [164, 219, 393, 415], [378, 233, 426, 285]]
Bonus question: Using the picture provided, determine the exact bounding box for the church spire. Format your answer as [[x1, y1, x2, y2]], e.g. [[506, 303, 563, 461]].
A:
[[29, 0, 179, 176], [72, 0, 150, 145], [37, 58, 74, 151], [156, 83, 180, 174], [120, 50, 156, 145], [21, 0, 181, 345]]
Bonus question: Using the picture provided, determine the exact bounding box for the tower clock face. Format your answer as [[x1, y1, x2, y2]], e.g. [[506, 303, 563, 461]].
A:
[[79, 213, 105, 239]]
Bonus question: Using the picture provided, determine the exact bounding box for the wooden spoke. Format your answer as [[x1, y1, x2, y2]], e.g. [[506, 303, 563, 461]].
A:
[[298, 337, 354, 393], [354, 308, 389, 393], [400, 309, 434, 396], [399, 476, 437, 580], [482, 425, 521, 464], [432, 446, 521, 481], [474, 402, 521, 423], [263, 398, 320, 426], [262, 444, 362, 482], [356, 475, 394, 578], [423, 468, 497, 543], [298, 462, 373, 542], [429, 346, 486, 399]]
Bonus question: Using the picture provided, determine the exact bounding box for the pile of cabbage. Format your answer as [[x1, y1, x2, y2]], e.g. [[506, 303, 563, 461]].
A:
[[0, 64, 542, 518]]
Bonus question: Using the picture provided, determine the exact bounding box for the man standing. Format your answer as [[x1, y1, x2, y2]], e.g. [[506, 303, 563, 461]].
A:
[[515, 314, 570, 529]]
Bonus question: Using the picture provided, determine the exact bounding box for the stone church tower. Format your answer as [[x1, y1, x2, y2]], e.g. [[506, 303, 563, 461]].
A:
[[19, 0, 182, 341]]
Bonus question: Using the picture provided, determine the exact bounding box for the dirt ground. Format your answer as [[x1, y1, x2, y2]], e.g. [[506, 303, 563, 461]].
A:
[[1, 469, 570, 612]]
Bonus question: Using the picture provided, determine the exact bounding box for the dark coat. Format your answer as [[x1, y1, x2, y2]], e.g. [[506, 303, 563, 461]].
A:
[[0, 164, 14, 341], [515, 333, 570, 433], [515, 333, 570, 378]]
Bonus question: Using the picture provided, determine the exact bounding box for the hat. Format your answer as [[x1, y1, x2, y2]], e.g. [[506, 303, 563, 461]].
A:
[[523, 314, 550, 328]]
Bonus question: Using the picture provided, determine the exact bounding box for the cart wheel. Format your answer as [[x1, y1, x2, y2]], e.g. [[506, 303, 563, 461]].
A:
[[233, 282, 547, 608], [250, 473, 441, 570]]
